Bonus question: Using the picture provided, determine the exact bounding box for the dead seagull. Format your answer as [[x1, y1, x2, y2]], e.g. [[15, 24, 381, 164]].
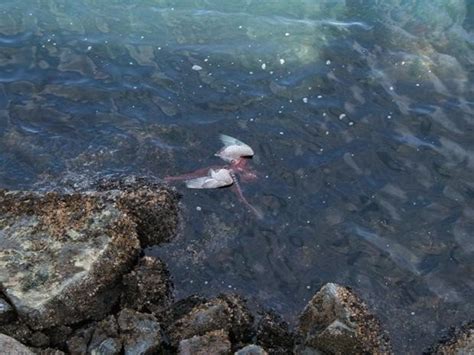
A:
[[165, 134, 262, 218]]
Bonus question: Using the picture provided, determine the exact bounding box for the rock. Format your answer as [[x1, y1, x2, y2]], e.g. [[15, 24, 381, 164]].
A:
[[298, 283, 392, 354], [178, 329, 231, 355], [255, 311, 294, 354], [121, 256, 173, 321], [96, 177, 180, 247], [426, 321, 473, 354], [87, 315, 120, 354], [117, 308, 162, 355], [0, 190, 140, 329], [0, 333, 34, 354], [0, 297, 15, 324], [169, 294, 253, 347], [67, 309, 162, 355], [32, 348, 65, 355], [235, 344, 268, 355], [0, 320, 36, 347], [0, 181, 179, 330]]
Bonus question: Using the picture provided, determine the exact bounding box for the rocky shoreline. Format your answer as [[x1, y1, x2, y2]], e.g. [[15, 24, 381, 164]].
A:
[[0, 179, 472, 354]]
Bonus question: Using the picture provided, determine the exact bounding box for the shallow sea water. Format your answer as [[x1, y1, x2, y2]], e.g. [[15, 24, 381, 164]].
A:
[[1, 0, 473, 352]]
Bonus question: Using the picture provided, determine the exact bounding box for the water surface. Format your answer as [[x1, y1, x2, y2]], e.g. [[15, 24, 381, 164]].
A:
[[1, 1, 473, 352]]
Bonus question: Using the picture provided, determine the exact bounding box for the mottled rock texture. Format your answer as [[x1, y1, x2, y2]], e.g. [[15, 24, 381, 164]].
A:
[[426, 321, 474, 354], [0, 333, 34, 354], [0, 182, 179, 330], [120, 256, 174, 322], [178, 329, 231, 355], [255, 311, 294, 354], [0, 296, 15, 324], [298, 283, 392, 354], [169, 294, 253, 349], [235, 344, 268, 355], [67, 309, 161, 355]]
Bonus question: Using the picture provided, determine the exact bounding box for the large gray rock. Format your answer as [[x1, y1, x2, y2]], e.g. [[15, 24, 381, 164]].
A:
[[169, 294, 253, 347], [0, 333, 34, 354], [427, 321, 474, 354], [0, 183, 179, 330], [298, 283, 392, 354], [255, 311, 294, 354], [178, 329, 231, 355]]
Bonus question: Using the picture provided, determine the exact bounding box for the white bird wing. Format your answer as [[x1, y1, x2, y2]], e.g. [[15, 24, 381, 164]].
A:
[[219, 134, 248, 147], [185, 169, 233, 189], [216, 134, 254, 162]]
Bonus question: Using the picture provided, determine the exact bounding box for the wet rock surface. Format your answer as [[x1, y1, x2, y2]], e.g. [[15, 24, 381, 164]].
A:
[[425, 321, 474, 354], [0, 180, 178, 330], [297, 282, 392, 354], [178, 329, 231, 355], [0, 296, 15, 324], [169, 294, 253, 348], [0, 189, 139, 329], [120, 256, 174, 322], [0, 180, 469, 354], [0, 333, 35, 354], [235, 344, 268, 355]]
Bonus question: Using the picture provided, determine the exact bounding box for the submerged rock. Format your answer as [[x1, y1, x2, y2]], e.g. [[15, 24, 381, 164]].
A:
[[297, 283, 392, 354], [178, 329, 231, 355], [120, 256, 174, 322], [0, 333, 34, 354], [426, 321, 474, 354], [0, 182, 179, 330], [255, 311, 294, 354]]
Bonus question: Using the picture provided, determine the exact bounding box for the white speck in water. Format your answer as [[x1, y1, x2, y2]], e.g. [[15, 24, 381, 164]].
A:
[[278, 110, 282, 114], [411, 312, 415, 316], [307, 220, 311, 224], [322, 112, 327, 117], [306, 285, 311, 289], [140, 35, 144, 39], [204, 281, 208, 285], [238, 25, 243, 29], [192, 65, 203, 71], [302, 97, 308, 103], [348, 121, 354, 126], [416, 83, 420, 87], [249, 71, 254, 75], [261, 63, 266, 70], [326, 60, 331, 65], [133, 86, 137, 90], [387, 115, 392, 119], [285, 32, 290, 36], [157, 46, 161, 50], [325, 131, 329, 135], [87, 46, 92, 51], [265, 175, 269, 179], [317, 95, 323, 99], [196, 206, 202, 211], [129, 62, 133, 65], [279, 58, 285, 65], [389, 86, 394, 91], [279, 131, 284, 135], [249, 118, 254, 122], [401, 61, 406, 65], [228, 285, 232, 289], [339, 113, 347, 120], [204, 58, 209, 62]]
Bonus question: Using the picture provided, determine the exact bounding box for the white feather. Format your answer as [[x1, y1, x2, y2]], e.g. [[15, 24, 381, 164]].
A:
[[185, 168, 233, 189], [215, 135, 254, 162]]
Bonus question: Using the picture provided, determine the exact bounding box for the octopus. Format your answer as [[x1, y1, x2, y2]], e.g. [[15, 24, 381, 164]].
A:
[[165, 135, 262, 218]]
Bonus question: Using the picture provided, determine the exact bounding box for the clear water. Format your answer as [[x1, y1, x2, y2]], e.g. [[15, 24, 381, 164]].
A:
[[1, 0, 473, 352]]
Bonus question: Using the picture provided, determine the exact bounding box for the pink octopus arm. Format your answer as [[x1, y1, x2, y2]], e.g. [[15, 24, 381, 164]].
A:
[[230, 172, 263, 219]]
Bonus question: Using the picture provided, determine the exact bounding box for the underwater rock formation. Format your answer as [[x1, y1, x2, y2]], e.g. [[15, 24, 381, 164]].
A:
[[297, 282, 392, 354]]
